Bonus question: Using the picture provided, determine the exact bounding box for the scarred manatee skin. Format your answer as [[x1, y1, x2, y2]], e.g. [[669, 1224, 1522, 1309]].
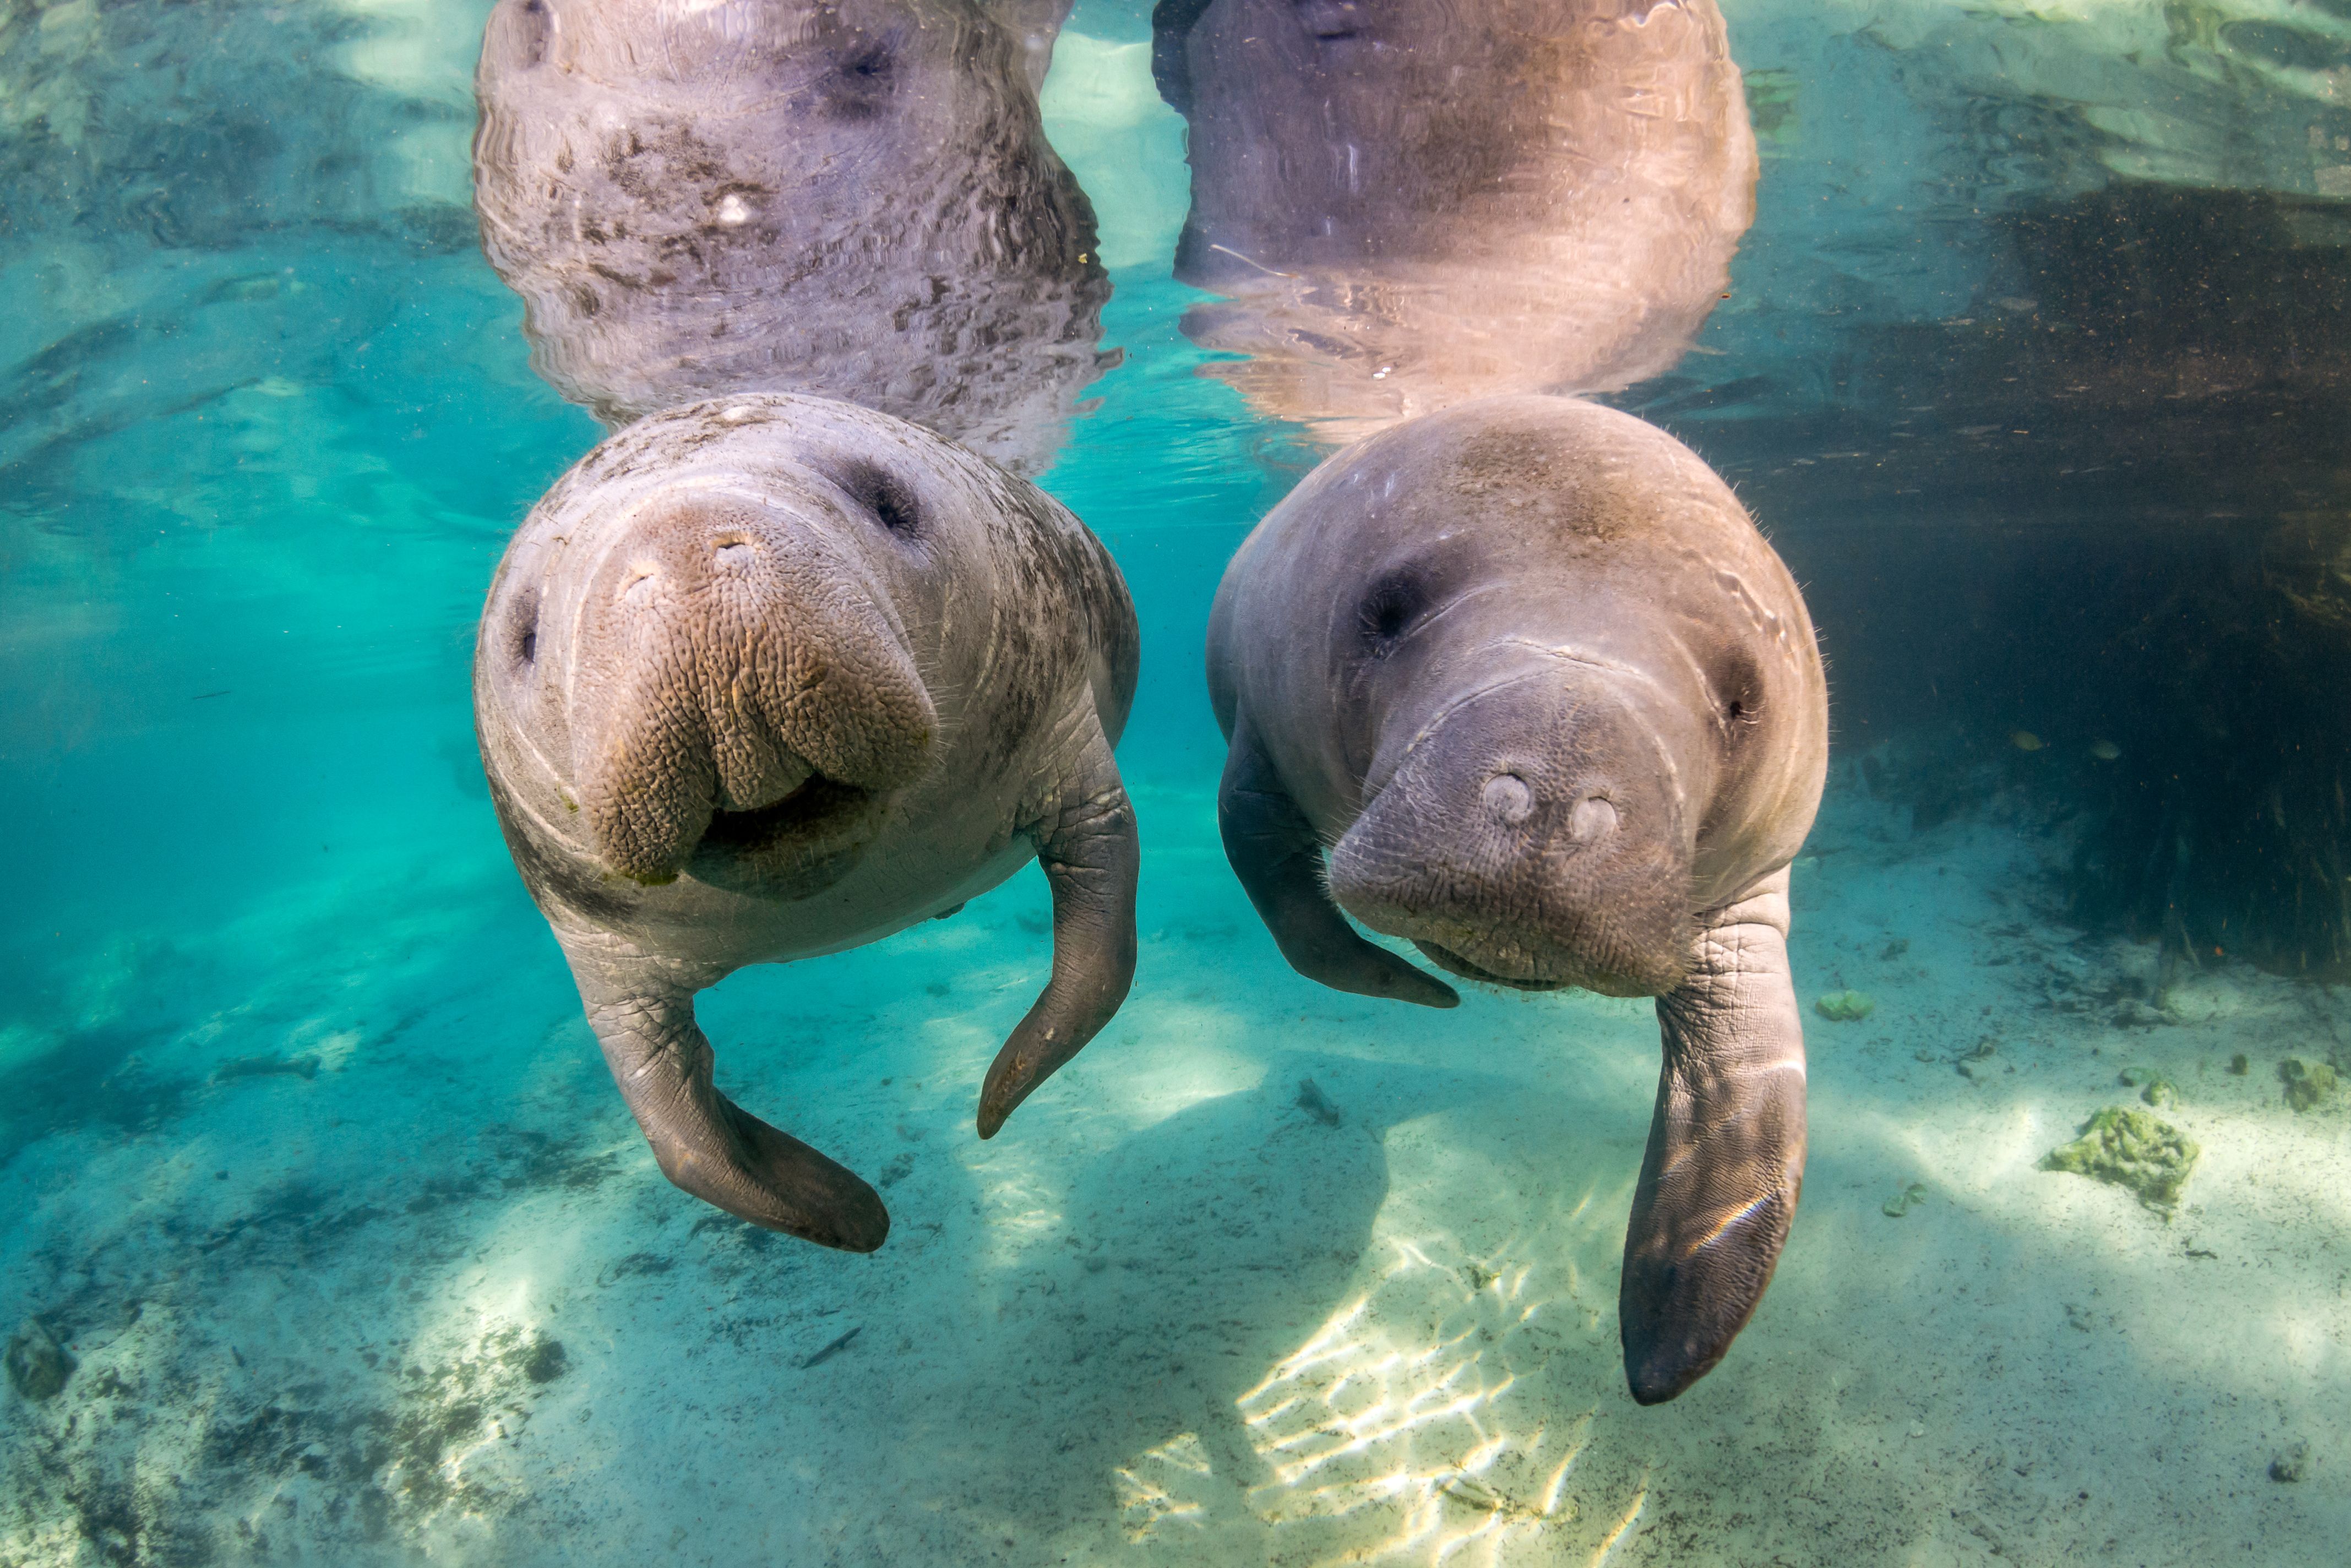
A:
[[477, 391, 1138, 970], [474, 0, 1108, 475], [1155, 0, 1757, 445], [1206, 395, 1825, 989]]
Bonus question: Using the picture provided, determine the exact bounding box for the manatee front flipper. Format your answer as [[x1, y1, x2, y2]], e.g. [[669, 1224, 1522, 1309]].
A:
[[1218, 718, 1458, 1009], [563, 940, 888, 1251], [1620, 868, 1807, 1404], [979, 713, 1140, 1137]]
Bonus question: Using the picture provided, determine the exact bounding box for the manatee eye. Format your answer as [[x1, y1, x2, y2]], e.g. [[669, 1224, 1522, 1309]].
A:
[[1708, 648, 1765, 730], [505, 586, 541, 672], [832, 459, 922, 540], [1294, 0, 1365, 41], [823, 31, 902, 119], [1357, 569, 1424, 654]]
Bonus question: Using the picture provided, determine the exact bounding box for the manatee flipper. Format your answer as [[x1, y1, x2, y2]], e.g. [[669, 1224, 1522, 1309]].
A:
[[1620, 868, 1807, 1404], [564, 942, 888, 1251], [978, 711, 1140, 1137], [1218, 718, 1458, 1009]]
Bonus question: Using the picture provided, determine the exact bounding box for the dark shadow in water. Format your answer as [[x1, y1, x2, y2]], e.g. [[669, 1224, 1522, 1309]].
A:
[[1630, 179, 2351, 978], [0, 1023, 194, 1172], [1632, 184, 2351, 522], [1777, 513, 2351, 979]]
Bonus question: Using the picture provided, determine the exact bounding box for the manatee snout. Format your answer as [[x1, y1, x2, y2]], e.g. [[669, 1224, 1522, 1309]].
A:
[[1328, 677, 1695, 997], [568, 496, 938, 884]]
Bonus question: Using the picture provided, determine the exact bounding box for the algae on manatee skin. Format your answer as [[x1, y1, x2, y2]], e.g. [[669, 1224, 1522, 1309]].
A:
[[2041, 1106, 2198, 1212], [1815, 989, 1875, 1022], [2279, 1058, 2337, 1112]]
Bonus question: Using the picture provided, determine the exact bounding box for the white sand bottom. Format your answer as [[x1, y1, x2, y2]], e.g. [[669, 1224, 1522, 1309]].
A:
[[3, 774, 2347, 1565]]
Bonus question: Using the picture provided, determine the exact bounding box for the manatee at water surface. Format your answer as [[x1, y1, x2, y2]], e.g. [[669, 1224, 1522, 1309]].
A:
[[1152, 0, 1757, 445], [474, 0, 1109, 474]]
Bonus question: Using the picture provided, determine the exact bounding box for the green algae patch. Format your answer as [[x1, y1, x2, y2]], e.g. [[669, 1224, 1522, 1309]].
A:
[[2279, 1058, 2337, 1112], [1815, 989, 1875, 1022], [2041, 1106, 2198, 1212], [2119, 1067, 2178, 1109]]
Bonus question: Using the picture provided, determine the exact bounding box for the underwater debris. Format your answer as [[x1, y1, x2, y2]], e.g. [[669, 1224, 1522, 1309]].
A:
[[1294, 1077, 1342, 1126], [1882, 1182, 1929, 1218], [2270, 1442, 2309, 1483], [2278, 1057, 2337, 1112], [2090, 739, 2121, 761], [2111, 997, 2177, 1028], [1462, 1262, 1498, 1291], [1435, 1471, 1557, 1522], [2118, 1067, 2178, 1108], [4, 1319, 74, 1401], [2228, 1053, 2251, 1076], [2010, 730, 2044, 752], [2040, 1107, 2198, 1211], [1815, 989, 1875, 1022]]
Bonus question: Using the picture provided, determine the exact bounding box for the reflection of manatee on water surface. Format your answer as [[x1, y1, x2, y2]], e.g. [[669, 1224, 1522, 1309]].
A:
[[1206, 396, 1828, 1402], [1152, 0, 1758, 445], [473, 0, 1111, 475], [474, 393, 1141, 1252]]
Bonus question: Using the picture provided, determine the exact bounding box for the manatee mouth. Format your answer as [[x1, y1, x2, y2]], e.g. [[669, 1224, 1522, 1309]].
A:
[[687, 774, 894, 899]]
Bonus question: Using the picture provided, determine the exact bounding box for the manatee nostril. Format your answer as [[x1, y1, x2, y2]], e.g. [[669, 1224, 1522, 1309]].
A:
[[1570, 795, 1620, 842], [1481, 772, 1533, 825], [621, 566, 659, 604], [712, 540, 754, 571]]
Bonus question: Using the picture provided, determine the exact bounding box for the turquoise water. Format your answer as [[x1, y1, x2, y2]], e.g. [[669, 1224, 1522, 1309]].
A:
[[6, 1, 2350, 1562]]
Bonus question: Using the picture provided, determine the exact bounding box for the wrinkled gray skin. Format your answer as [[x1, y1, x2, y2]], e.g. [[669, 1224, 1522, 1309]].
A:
[[477, 394, 1140, 1251], [1151, 0, 1756, 446], [1206, 396, 1827, 1402], [474, 0, 1107, 475]]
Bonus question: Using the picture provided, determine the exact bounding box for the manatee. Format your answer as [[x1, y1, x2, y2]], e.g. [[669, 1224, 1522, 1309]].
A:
[[1205, 395, 1827, 1402], [1152, 0, 1756, 445], [474, 0, 1109, 475], [476, 393, 1140, 1250]]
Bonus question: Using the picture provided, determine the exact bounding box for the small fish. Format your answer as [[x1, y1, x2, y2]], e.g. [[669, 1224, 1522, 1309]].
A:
[[796, 1325, 862, 1370], [1294, 1077, 1342, 1127], [2089, 739, 2121, 761], [2010, 731, 2044, 752]]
